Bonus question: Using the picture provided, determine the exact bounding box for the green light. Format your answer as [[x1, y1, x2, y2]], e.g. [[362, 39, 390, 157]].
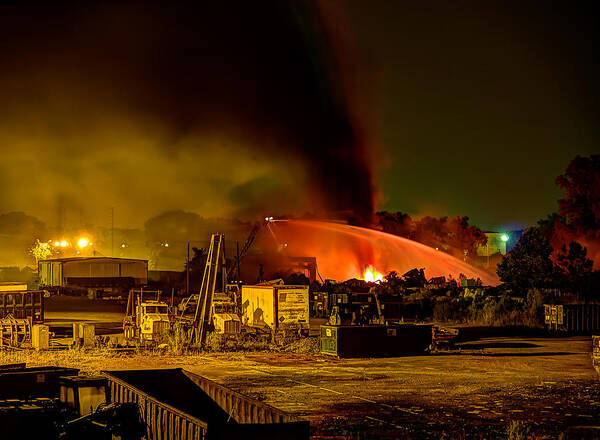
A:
[[500, 234, 509, 242]]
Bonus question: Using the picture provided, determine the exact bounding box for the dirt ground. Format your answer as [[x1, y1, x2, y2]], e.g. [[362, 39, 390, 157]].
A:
[[2, 335, 599, 439]]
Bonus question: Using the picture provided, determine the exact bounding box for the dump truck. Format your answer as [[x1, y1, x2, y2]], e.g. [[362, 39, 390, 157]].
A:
[[123, 289, 170, 343], [241, 283, 310, 337]]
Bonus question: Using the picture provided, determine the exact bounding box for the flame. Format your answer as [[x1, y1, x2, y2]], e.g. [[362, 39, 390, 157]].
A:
[[363, 265, 384, 283]]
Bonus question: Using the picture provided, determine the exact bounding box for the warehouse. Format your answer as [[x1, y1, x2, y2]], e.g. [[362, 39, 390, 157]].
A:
[[38, 257, 148, 297]]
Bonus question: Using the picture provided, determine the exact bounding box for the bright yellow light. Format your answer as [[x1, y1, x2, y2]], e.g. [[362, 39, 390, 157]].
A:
[[54, 241, 60, 246], [59, 240, 68, 247], [77, 238, 89, 248], [363, 266, 384, 283]]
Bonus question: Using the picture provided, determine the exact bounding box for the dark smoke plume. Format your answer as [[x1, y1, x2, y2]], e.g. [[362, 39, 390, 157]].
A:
[[0, 1, 374, 227]]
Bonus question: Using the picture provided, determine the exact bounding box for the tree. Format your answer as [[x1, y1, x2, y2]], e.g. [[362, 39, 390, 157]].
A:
[[0, 211, 47, 266], [29, 239, 54, 263], [555, 241, 595, 298], [187, 247, 208, 291], [375, 212, 487, 261], [556, 155, 600, 233], [553, 155, 600, 267], [447, 216, 488, 260], [413, 216, 449, 250], [497, 227, 554, 293], [556, 242, 593, 280], [376, 211, 413, 238]]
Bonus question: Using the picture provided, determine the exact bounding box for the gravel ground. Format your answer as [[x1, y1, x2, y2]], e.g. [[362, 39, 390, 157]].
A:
[[1, 335, 599, 439]]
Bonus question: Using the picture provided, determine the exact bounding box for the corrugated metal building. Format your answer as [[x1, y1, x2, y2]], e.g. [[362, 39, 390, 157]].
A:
[[38, 257, 148, 290]]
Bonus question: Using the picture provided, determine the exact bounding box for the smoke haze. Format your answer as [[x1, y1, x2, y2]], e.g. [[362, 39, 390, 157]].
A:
[[0, 1, 374, 229]]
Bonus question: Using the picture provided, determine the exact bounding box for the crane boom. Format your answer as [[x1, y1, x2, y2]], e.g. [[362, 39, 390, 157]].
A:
[[194, 234, 226, 344]]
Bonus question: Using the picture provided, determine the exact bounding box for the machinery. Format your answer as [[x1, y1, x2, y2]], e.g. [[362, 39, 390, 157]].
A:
[[178, 234, 241, 343], [0, 315, 31, 348], [226, 219, 268, 282], [123, 289, 170, 343]]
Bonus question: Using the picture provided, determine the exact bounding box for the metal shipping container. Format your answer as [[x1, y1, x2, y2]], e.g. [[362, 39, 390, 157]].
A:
[[320, 324, 432, 358], [544, 304, 600, 334], [39, 257, 148, 288], [241, 284, 309, 332], [0, 366, 79, 399], [103, 368, 309, 440], [0, 282, 28, 292], [0, 290, 44, 323]]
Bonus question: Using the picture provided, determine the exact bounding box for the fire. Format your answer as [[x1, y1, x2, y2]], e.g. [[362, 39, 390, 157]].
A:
[[363, 265, 384, 283]]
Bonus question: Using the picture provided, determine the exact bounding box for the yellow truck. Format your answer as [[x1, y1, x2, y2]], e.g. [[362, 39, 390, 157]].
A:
[[123, 290, 170, 343], [241, 283, 310, 336]]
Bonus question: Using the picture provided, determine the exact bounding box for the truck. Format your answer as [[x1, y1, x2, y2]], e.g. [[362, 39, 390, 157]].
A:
[[123, 289, 170, 343], [241, 283, 310, 337]]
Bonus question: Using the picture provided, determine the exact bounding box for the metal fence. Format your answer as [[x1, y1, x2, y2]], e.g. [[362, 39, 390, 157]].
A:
[[545, 304, 600, 333]]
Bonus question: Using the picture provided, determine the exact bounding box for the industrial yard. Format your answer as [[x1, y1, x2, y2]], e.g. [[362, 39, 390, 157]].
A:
[[1, 2, 600, 438], [0, 333, 597, 439], [1, 236, 600, 438]]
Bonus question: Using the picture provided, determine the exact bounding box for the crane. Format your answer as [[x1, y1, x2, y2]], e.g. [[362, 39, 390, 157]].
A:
[[192, 234, 227, 344], [227, 218, 270, 282]]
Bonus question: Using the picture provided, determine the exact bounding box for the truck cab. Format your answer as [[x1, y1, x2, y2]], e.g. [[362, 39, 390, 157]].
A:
[[136, 301, 170, 341], [123, 289, 171, 343]]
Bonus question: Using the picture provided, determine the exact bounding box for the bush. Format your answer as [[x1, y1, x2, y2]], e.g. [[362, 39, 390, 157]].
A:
[[433, 290, 545, 328], [204, 332, 271, 352], [433, 299, 455, 322], [161, 322, 192, 355], [205, 332, 227, 352], [524, 289, 545, 327], [506, 420, 532, 440]]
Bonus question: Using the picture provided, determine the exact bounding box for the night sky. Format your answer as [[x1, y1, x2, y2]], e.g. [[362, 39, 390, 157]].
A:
[[0, 1, 598, 231], [338, 1, 600, 230]]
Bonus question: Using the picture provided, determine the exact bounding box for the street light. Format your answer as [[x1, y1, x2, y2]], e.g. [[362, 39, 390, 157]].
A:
[[500, 234, 509, 242], [77, 238, 89, 248]]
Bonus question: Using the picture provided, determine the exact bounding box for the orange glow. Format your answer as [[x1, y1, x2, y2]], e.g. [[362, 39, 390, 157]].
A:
[[363, 265, 384, 283], [264, 220, 501, 286]]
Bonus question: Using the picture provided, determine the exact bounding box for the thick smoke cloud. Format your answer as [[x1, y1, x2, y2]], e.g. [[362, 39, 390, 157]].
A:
[[0, 2, 374, 228]]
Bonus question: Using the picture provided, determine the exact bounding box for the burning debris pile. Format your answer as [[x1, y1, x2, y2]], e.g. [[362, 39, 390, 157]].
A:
[[258, 219, 499, 286]]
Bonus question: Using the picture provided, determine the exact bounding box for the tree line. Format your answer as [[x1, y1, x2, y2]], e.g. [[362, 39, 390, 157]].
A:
[[498, 155, 600, 299]]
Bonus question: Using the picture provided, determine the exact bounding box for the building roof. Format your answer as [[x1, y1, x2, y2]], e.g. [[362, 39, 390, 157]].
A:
[[39, 257, 148, 264]]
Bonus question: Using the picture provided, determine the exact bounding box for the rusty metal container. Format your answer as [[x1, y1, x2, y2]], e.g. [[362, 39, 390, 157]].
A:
[[103, 368, 309, 440], [544, 304, 600, 334], [241, 284, 309, 333], [0, 290, 44, 323], [0, 366, 79, 399], [320, 324, 432, 358]]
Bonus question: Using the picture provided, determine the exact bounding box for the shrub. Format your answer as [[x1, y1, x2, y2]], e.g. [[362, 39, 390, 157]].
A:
[[524, 289, 545, 327], [506, 420, 532, 440], [205, 332, 227, 352], [161, 322, 192, 355]]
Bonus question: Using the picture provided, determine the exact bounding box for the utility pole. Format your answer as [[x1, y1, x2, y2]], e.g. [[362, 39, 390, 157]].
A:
[[186, 241, 190, 297], [236, 241, 240, 283], [111, 207, 114, 257]]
